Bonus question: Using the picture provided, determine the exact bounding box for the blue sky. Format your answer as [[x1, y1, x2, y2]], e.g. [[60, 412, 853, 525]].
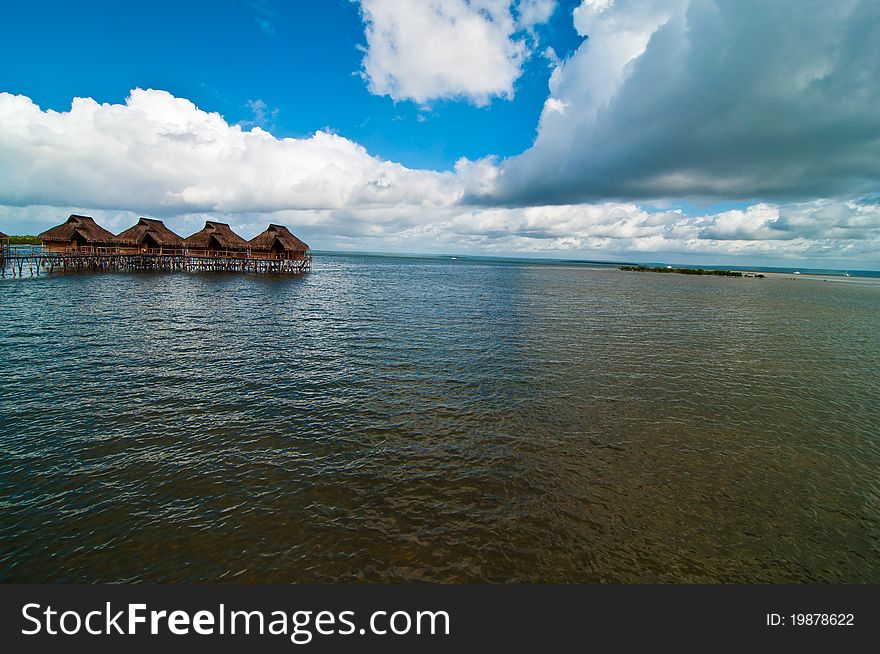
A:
[[0, 0, 582, 170], [0, 0, 878, 267]]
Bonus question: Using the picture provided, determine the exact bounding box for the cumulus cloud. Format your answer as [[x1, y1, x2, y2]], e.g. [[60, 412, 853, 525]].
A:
[[356, 0, 556, 105], [0, 87, 878, 266], [238, 99, 279, 131], [0, 89, 461, 216], [379, 199, 880, 264], [496, 0, 880, 203], [517, 0, 557, 28]]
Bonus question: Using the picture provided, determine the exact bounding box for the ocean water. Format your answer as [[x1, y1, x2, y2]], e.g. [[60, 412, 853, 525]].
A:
[[1, 254, 879, 583]]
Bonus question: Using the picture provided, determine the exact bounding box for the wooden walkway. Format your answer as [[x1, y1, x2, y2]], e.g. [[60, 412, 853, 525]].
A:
[[1, 247, 312, 278]]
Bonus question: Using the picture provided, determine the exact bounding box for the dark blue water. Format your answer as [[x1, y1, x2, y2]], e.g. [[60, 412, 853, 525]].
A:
[[2, 254, 879, 582]]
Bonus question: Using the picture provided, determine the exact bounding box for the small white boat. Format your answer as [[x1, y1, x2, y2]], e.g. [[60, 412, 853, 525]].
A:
[[793, 270, 801, 275]]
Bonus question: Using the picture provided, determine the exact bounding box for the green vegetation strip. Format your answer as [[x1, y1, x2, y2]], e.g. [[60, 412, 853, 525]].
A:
[[620, 266, 759, 277], [6, 235, 42, 245]]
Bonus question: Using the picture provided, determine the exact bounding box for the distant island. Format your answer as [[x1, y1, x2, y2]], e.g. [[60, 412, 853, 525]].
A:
[[620, 265, 763, 278]]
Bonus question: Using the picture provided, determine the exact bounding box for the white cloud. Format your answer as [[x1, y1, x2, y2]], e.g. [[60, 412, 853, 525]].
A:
[[517, 0, 557, 27], [0, 87, 878, 267], [543, 97, 567, 114], [356, 0, 555, 106], [0, 89, 461, 216], [238, 99, 279, 131], [377, 199, 880, 265], [497, 0, 880, 203]]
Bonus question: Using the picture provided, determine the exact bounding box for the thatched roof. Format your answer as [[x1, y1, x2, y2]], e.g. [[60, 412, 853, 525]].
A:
[[117, 217, 183, 247], [38, 215, 118, 245], [0, 231, 7, 239], [183, 221, 249, 251], [248, 224, 309, 253]]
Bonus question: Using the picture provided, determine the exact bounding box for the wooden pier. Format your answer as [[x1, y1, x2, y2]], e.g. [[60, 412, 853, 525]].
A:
[[2, 216, 312, 278], [1, 246, 312, 278]]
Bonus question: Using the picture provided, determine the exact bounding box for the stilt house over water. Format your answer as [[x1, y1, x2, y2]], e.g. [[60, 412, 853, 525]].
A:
[[248, 224, 310, 260], [117, 217, 183, 253], [10, 214, 311, 276], [182, 221, 249, 255], [38, 215, 118, 253]]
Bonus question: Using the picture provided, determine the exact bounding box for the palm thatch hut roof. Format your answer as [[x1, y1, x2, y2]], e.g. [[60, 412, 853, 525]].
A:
[[248, 224, 309, 254], [0, 231, 7, 238], [38, 214, 118, 246], [117, 217, 183, 247], [183, 221, 249, 251]]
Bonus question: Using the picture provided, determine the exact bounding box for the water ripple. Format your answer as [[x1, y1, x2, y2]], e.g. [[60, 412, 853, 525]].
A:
[[1, 258, 879, 582]]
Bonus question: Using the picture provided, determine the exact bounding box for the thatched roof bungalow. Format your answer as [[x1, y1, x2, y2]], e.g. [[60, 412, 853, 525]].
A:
[[117, 218, 183, 253], [38, 215, 118, 252], [248, 224, 309, 260], [183, 221, 249, 253]]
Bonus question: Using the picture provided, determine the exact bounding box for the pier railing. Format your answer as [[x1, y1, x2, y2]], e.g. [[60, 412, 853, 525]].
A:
[[2, 246, 312, 277], [47, 245, 309, 260]]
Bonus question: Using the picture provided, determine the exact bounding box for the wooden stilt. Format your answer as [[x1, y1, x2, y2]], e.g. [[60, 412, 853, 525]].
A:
[[1, 249, 312, 278]]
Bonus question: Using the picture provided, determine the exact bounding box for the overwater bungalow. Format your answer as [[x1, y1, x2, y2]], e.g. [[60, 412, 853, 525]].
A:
[[8, 214, 311, 277], [183, 221, 249, 255], [38, 214, 118, 253], [248, 224, 310, 260], [117, 217, 183, 254]]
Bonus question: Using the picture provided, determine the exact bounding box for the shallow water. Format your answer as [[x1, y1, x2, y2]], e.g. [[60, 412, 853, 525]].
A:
[[1, 254, 879, 582]]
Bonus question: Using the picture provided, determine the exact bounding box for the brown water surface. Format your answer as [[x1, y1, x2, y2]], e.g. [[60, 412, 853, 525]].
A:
[[1, 255, 879, 582]]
